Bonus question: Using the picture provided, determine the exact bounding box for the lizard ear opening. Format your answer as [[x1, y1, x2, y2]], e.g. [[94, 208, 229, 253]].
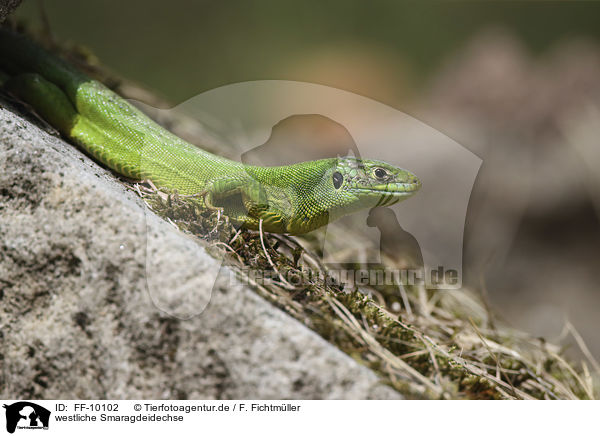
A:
[[332, 171, 343, 189]]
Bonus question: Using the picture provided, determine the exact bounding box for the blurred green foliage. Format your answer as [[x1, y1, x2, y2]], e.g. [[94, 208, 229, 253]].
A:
[[14, 0, 600, 105]]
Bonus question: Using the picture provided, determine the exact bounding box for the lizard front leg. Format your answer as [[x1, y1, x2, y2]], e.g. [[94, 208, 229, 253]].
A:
[[201, 176, 270, 228]]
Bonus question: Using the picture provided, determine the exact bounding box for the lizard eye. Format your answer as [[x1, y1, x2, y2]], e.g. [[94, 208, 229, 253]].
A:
[[374, 168, 387, 179], [332, 171, 343, 189]]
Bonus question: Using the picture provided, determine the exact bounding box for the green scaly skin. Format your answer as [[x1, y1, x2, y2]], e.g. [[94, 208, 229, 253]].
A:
[[0, 30, 421, 234]]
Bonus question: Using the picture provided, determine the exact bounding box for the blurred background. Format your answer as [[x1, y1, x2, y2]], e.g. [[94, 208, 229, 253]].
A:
[[12, 0, 600, 358]]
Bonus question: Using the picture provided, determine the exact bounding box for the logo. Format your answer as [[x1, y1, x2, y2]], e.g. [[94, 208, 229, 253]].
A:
[[3, 402, 50, 433]]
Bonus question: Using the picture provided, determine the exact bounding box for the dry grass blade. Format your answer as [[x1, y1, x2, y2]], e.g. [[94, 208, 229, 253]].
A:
[[258, 219, 296, 290], [469, 317, 520, 399], [547, 350, 594, 400], [326, 295, 441, 396], [566, 321, 600, 376]]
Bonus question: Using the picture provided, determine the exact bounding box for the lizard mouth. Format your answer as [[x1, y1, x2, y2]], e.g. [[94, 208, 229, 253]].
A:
[[349, 180, 421, 208], [351, 181, 421, 195]]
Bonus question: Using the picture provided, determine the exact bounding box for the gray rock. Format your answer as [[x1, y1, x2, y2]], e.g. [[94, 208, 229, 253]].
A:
[[0, 103, 401, 399]]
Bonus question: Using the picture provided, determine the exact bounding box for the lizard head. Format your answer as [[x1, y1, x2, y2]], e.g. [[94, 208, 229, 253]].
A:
[[280, 156, 421, 234], [327, 157, 421, 213], [248, 156, 421, 234]]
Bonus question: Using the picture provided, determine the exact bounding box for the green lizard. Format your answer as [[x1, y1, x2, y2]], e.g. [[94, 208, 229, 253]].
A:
[[0, 30, 420, 234]]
